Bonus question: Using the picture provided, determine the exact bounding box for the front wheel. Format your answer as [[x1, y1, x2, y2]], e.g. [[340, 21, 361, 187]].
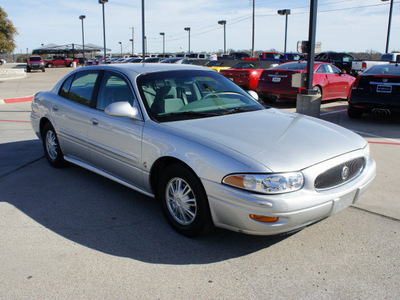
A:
[[158, 164, 213, 237], [42, 123, 67, 168], [47, 63, 53, 68]]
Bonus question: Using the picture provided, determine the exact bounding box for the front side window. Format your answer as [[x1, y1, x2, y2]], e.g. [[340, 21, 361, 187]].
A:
[[96, 72, 135, 110], [137, 70, 264, 122], [62, 71, 100, 106]]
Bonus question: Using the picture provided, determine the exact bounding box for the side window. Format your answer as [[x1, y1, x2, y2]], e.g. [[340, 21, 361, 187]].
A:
[[96, 72, 135, 111], [331, 65, 341, 74], [315, 65, 326, 73], [325, 64, 335, 74], [342, 55, 353, 62], [68, 71, 100, 106], [59, 74, 74, 98]]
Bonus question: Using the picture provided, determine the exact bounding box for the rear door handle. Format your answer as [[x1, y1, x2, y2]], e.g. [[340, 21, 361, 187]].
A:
[[52, 106, 59, 112], [90, 118, 99, 126]]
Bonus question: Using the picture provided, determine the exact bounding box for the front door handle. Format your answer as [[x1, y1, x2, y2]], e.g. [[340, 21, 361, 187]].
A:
[[90, 118, 99, 126]]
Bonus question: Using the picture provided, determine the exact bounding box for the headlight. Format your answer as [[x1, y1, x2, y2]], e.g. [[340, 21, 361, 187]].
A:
[[222, 172, 304, 194]]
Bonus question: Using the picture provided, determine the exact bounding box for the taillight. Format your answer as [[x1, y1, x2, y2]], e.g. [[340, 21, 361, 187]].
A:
[[362, 62, 367, 70], [352, 75, 362, 89]]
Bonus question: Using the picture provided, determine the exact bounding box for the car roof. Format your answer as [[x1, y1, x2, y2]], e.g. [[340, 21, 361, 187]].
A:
[[79, 62, 211, 76]]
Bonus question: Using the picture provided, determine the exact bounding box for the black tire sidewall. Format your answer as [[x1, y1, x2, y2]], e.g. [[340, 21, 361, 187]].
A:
[[158, 164, 213, 237]]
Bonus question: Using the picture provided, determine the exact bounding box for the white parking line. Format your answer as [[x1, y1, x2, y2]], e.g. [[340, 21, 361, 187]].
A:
[[352, 130, 400, 144], [320, 109, 347, 116]]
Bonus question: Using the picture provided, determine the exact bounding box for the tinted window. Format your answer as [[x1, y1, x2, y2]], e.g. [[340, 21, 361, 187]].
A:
[[342, 55, 353, 62], [96, 72, 135, 110], [364, 64, 400, 75], [67, 71, 100, 106], [59, 74, 75, 98], [29, 56, 42, 61]]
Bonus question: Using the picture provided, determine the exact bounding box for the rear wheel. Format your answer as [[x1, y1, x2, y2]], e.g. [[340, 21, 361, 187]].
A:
[[158, 164, 213, 237], [313, 86, 322, 97], [47, 63, 53, 68], [42, 123, 67, 168]]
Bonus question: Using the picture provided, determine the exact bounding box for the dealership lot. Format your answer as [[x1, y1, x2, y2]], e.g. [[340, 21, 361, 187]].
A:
[[0, 65, 399, 298]]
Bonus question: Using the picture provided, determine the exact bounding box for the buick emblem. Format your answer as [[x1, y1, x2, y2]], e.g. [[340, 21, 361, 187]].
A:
[[382, 78, 388, 83], [341, 166, 350, 181]]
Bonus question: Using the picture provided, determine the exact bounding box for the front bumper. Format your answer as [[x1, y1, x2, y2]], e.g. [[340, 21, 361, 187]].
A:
[[203, 150, 376, 235]]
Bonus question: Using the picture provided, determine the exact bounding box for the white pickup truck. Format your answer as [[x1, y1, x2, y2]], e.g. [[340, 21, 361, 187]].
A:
[[351, 53, 400, 75]]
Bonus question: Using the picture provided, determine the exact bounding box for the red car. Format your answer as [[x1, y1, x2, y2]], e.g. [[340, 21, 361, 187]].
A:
[[257, 61, 355, 103], [220, 60, 279, 91]]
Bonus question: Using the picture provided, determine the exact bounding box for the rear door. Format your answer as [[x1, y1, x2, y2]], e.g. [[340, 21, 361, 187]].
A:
[[51, 70, 101, 163]]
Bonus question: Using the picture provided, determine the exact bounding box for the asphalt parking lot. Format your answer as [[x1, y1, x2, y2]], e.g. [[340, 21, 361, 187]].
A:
[[0, 64, 399, 299]]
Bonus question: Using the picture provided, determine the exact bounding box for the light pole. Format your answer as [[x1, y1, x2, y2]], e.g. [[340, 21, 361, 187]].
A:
[[278, 9, 291, 55], [159, 32, 165, 56], [99, 0, 108, 60], [184, 27, 191, 54], [129, 39, 134, 55], [119, 42, 122, 57], [142, 0, 145, 60], [381, 0, 394, 53], [218, 20, 226, 54], [79, 15, 86, 63]]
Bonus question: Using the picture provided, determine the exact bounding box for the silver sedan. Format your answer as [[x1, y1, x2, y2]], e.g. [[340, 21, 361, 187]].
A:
[[30, 63, 376, 237]]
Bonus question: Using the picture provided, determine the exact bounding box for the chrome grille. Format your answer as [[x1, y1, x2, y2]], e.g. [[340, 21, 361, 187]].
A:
[[315, 157, 365, 190]]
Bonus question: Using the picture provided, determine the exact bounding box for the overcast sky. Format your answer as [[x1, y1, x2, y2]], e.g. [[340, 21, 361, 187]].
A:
[[2, 0, 399, 55]]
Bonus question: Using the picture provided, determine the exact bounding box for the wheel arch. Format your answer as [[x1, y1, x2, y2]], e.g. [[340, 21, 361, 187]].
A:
[[149, 156, 197, 198], [39, 117, 52, 139]]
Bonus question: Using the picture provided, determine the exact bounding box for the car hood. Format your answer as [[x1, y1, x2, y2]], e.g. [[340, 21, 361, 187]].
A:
[[164, 109, 367, 172]]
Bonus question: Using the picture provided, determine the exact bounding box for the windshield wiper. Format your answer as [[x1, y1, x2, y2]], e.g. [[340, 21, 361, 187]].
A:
[[220, 107, 255, 115], [161, 111, 219, 118]]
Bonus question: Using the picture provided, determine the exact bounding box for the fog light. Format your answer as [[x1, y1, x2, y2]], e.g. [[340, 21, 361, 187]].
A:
[[250, 214, 279, 223]]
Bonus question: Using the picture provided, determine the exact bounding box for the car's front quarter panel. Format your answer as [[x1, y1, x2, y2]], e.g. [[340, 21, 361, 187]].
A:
[[204, 148, 376, 235]]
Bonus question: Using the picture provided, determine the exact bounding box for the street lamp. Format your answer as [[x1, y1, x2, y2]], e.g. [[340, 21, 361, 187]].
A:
[[119, 41, 122, 57], [159, 32, 165, 57], [381, 0, 394, 53], [277, 9, 291, 55], [218, 20, 226, 54], [184, 27, 191, 54], [99, 0, 108, 60], [79, 15, 86, 63]]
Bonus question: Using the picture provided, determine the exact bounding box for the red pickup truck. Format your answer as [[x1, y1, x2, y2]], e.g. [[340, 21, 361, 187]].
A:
[[45, 56, 79, 68]]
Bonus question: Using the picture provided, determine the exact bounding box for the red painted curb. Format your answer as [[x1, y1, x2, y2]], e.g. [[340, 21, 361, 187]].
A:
[[3, 96, 33, 104]]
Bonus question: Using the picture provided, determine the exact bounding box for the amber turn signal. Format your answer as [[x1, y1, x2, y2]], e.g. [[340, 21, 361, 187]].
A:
[[249, 214, 279, 223]]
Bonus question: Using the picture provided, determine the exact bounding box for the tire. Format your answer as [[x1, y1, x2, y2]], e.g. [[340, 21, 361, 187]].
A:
[[47, 63, 53, 68], [42, 123, 67, 168], [42, 68, 45, 72], [313, 86, 322, 97], [348, 107, 363, 119], [262, 95, 278, 104], [158, 164, 213, 237], [27, 67, 31, 72]]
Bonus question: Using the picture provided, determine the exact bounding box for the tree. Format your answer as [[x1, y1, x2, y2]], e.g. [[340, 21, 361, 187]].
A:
[[0, 6, 18, 53]]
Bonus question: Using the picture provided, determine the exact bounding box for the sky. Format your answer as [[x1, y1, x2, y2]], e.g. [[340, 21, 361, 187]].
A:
[[2, 0, 400, 56]]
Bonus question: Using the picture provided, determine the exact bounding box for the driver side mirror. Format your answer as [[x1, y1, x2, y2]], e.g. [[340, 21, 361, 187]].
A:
[[105, 101, 141, 120]]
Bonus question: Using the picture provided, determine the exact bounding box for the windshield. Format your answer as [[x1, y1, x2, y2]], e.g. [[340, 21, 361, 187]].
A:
[[137, 70, 264, 122]]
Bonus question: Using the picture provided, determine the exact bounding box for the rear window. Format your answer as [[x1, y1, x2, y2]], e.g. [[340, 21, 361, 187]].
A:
[[29, 56, 42, 61], [364, 64, 400, 76], [272, 62, 307, 70]]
